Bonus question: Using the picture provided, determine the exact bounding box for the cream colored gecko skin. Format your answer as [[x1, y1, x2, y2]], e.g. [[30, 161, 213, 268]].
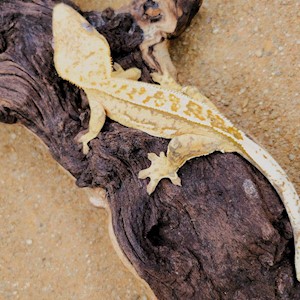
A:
[[53, 4, 300, 280]]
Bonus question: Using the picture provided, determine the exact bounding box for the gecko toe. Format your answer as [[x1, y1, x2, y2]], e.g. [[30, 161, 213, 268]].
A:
[[81, 142, 90, 154], [147, 152, 159, 160], [78, 135, 90, 154], [146, 179, 159, 195], [138, 168, 150, 180], [169, 174, 181, 186]]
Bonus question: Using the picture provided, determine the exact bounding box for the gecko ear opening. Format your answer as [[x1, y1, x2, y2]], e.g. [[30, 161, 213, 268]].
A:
[[52, 3, 112, 87]]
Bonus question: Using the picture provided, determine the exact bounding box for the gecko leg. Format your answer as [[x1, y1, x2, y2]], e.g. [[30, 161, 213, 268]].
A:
[[78, 90, 106, 154], [112, 63, 141, 81], [151, 72, 219, 111], [139, 132, 236, 194]]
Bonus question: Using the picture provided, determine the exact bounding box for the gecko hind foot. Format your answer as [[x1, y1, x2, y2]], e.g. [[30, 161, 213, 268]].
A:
[[138, 152, 181, 194]]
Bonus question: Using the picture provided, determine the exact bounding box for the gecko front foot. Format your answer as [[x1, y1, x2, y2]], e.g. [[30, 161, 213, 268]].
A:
[[78, 133, 92, 154], [138, 152, 181, 194]]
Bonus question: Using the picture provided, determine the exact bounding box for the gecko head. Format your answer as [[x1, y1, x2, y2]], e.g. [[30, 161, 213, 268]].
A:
[[52, 3, 112, 88]]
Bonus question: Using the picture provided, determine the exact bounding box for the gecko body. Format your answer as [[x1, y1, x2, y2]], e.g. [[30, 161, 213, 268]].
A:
[[53, 4, 300, 280]]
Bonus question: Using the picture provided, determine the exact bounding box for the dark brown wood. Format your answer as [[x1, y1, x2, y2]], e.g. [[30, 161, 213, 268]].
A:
[[0, 1, 299, 299]]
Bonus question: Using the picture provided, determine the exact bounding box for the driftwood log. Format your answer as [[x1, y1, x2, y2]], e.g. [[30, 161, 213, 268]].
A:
[[0, 0, 299, 299]]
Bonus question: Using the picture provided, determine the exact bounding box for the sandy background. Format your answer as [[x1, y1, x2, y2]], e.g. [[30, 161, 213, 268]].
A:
[[1, 0, 299, 299]]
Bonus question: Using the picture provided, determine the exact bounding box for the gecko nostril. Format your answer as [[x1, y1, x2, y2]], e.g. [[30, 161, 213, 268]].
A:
[[0, 34, 7, 53]]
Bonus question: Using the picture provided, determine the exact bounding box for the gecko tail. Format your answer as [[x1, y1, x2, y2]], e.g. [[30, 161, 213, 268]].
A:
[[242, 136, 300, 281]]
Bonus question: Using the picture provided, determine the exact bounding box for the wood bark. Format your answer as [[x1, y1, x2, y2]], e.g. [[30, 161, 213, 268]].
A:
[[0, 0, 299, 299]]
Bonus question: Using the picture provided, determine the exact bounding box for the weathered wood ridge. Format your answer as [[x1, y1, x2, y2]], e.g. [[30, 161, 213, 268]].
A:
[[0, 0, 299, 299]]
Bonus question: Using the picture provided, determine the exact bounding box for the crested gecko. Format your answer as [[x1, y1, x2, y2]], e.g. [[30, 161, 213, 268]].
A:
[[52, 4, 300, 280]]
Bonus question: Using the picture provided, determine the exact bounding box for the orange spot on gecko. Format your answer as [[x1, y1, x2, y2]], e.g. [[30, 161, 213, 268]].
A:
[[138, 87, 146, 95], [207, 109, 243, 140], [169, 94, 180, 112], [211, 114, 226, 128], [227, 127, 243, 140], [142, 91, 167, 107], [154, 91, 164, 98], [127, 88, 138, 100], [184, 101, 205, 121], [115, 84, 129, 94], [142, 96, 152, 104], [152, 91, 167, 107]]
